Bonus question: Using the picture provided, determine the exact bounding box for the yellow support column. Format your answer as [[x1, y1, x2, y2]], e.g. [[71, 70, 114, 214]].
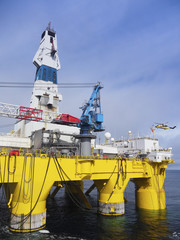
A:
[[8, 155, 54, 232], [134, 164, 166, 210], [9, 187, 47, 232], [95, 174, 129, 216]]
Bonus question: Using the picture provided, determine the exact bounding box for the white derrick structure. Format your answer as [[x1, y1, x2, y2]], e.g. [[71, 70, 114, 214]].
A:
[[30, 81, 62, 117], [13, 24, 80, 139], [30, 23, 62, 117], [33, 24, 60, 70]]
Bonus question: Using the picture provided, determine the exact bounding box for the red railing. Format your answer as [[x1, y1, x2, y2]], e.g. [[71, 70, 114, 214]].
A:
[[17, 106, 43, 121]]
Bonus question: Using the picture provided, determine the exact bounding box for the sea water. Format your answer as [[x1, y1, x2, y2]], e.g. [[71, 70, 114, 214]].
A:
[[0, 170, 179, 240]]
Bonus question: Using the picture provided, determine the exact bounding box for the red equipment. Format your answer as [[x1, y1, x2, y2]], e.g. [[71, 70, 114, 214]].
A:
[[9, 150, 19, 156], [55, 114, 80, 125], [17, 106, 43, 121]]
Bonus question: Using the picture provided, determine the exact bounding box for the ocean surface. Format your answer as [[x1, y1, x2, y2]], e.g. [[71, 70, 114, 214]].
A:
[[0, 170, 180, 240]]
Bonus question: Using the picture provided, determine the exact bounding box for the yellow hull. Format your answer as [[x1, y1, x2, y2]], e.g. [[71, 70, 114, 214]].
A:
[[0, 151, 173, 232]]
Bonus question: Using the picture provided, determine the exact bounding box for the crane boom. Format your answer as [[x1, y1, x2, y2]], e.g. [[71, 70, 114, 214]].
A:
[[79, 82, 104, 134], [0, 102, 57, 122], [0, 102, 20, 119]]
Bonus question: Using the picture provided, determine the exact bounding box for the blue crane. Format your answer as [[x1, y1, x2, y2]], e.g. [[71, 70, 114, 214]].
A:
[[78, 82, 104, 135]]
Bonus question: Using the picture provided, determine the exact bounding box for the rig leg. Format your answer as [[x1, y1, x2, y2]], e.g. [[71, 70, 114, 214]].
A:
[[134, 166, 166, 210], [10, 200, 47, 232], [8, 180, 53, 232], [6, 155, 54, 233], [135, 187, 166, 210], [95, 176, 129, 216]]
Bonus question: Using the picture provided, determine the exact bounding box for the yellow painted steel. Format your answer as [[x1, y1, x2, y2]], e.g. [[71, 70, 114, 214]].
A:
[[134, 163, 167, 210], [0, 152, 173, 232]]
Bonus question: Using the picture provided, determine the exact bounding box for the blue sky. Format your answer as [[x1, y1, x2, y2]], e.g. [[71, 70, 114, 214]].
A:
[[0, 0, 180, 169]]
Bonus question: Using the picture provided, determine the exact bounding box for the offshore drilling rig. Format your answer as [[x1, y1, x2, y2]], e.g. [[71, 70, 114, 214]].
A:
[[0, 23, 173, 232]]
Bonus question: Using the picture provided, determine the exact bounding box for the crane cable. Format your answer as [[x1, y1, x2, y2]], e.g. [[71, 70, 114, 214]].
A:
[[53, 155, 92, 211], [105, 158, 127, 203]]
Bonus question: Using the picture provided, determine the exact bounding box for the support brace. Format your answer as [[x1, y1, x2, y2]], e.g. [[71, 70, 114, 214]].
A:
[[85, 183, 96, 196], [50, 186, 61, 198], [66, 181, 92, 209]]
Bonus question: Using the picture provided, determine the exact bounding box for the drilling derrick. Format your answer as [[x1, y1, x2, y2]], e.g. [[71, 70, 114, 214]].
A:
[[30, 22, 62, 118]]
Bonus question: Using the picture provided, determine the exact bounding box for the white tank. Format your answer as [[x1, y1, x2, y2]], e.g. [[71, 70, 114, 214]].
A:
[[105, 132, 111, 140]]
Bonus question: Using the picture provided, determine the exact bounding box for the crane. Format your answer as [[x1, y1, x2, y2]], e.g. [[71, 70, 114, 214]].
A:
[[78, 82, 104, 135]]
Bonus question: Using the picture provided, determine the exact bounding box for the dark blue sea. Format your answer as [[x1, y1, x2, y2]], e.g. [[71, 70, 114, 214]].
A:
[[0, 170, 179, 240]]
